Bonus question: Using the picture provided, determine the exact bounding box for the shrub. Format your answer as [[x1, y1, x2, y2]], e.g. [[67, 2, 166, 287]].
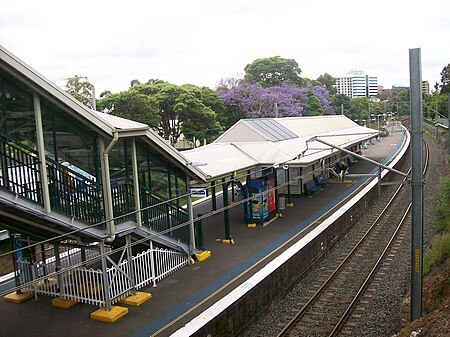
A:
[[434, 177, 450, 234]]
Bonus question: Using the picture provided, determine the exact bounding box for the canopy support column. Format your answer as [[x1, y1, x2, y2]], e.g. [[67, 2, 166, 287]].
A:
[[286, 168, 293, 206], [222, 177, 233, 244], [210, 181, 217, 211], [186, 176, 196, 253], [33, 94, 51, 213], [131, 139, 142, 226]]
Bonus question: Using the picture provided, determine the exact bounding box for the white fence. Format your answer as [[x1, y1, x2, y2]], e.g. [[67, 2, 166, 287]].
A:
[[17, 247, 189, 306]]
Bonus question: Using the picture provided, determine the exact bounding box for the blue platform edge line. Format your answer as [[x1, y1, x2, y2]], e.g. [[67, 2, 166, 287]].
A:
[[130, 133, 406, 337]]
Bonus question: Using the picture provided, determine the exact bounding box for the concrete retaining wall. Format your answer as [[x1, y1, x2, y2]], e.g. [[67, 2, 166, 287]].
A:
[[189, 138, 409, 337]]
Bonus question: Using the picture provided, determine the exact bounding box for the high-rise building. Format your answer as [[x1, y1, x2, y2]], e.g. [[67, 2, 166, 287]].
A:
[[392, 81, 429, 95], [422, 80, 429, 95], [334, 71, 378, 98]]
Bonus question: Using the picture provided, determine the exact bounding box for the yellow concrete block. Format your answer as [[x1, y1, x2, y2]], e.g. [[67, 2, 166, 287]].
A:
[[247, 223, 257, 228], [195, 250, 211, 262], [119, 292, 152, 307], [222, 238, 235, 245], [4, 292, 33, 304], [286, 203, 294, 207], [52, 298, 78, 309], [90, 305, 128, 323]]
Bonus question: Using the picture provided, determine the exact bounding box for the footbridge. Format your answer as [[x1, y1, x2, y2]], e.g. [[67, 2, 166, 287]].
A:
[[0, 45, 211, 315]]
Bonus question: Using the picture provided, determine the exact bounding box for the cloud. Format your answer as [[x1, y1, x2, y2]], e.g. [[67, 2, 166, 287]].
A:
[[1, 0, 449, 94]]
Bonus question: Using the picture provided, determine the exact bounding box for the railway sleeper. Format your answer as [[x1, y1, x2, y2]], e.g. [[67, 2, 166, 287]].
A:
[[340, 329, 354, 335]]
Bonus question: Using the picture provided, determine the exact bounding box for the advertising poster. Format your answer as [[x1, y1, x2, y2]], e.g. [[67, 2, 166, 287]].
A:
[[267, 176, 276, 213], [249, 179, 263, 221], [248, 177, 271, 222]]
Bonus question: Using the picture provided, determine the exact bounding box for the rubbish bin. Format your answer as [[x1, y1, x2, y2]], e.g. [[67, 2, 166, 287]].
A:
[[278, 195, 286, 210]]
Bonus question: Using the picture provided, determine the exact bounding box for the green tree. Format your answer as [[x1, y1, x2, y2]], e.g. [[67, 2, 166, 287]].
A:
[[130, 79, 140, 87], [66, 75, 94, 108], [96, 89, 160, 127], [133, 82, 223, 144], [424, 92, 448, 119], [316, 73, 337, 95], [332, 94, 352, 115], [439, 64, 450, 94], [198, 86, 227, 133], [304, 92, 321, 116], [391, 89, 410, 116], [244, 56, 302, 87]]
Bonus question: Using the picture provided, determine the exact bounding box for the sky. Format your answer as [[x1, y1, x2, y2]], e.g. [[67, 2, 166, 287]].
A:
[[1, 0, 449, 96]]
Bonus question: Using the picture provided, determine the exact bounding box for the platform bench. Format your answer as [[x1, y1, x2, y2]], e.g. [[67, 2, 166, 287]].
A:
[[348, 156, 358, 166], [304, 180, 320, 196], [314, 174, 329, 187], [333, 164, 342, 175]]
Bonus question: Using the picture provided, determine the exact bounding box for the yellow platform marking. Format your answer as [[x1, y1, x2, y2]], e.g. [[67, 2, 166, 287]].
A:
[[222, 238, 235, 245], [247, 223, 257, 228], [4, 292, 33, 304], [90, 305, 128, 323], [119, 292, 152, 307], [286, 203, 294, 207], [195, 250, 211, 262], [330, 179, 355, 184], [52, 298, 78, 309]]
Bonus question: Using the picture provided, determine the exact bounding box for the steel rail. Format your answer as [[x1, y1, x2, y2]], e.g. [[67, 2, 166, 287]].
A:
[[329, 139, 429, 336], [276, 139, 429, 337]]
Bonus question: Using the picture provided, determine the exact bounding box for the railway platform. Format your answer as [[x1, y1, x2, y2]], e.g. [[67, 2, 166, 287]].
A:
[[0, 129, 406, 337]]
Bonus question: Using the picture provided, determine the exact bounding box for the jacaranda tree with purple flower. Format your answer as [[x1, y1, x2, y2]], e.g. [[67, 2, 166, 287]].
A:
[[218, 79, 334, 125]]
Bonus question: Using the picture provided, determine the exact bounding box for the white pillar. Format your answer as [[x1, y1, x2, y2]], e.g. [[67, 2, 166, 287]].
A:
[[33, 94, 51, 213], [186, 176, 196, 252], [131, 139, 142, 226]]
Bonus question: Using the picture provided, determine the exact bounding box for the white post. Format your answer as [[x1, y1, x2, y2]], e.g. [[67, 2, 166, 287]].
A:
[[131, 139, 142, 226], [186, 176, 196, 253], [150, 240, 156, 287], [33, 94, 51, 213]]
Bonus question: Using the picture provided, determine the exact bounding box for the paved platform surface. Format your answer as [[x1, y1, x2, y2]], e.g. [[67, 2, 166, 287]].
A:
[[0, 130, 405, 337]]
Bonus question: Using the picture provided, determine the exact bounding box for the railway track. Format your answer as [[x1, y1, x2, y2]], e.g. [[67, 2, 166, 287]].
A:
[[275, 139, 429, 337]]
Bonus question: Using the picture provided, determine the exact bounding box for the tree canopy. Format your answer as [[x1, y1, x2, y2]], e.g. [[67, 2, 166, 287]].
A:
[[65, 75, 95, 108], [218, 81, 334, 120], [244, 56, 302, 87], [96, 89, 161, 127], [316, 73, 337, 95], [97, 81, 223, 144], [439, 64, 450, 94]]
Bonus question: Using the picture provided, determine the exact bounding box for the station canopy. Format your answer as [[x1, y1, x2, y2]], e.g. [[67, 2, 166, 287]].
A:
[[183, 115, 378, 181]]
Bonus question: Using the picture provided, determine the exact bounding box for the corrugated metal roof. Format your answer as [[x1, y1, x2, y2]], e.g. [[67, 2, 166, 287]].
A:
[[276, 115, 359, 137], [245, 119, 298, 141], [93, 111, 148, 130], [183, 115, 379, 180], [0, 44, 208, 182]]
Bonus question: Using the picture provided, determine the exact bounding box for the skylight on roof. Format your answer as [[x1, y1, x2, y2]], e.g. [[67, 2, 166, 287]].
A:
[[245, 119, 298, 141]]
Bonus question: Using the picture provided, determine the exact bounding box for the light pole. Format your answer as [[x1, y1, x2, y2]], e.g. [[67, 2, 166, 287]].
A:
[[409, 47, 424, 322]]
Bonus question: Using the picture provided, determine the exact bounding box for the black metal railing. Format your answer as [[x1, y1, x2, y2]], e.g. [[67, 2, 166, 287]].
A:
[[0, 135, 190, 244], [0, 135, 43, 204], [111, 178, 135, 223], [140, 186, 190, 244], [47, 161, 104, 225]]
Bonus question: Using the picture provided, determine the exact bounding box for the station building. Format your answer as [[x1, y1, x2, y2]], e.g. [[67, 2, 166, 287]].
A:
[[183, 115, 378, 237]]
